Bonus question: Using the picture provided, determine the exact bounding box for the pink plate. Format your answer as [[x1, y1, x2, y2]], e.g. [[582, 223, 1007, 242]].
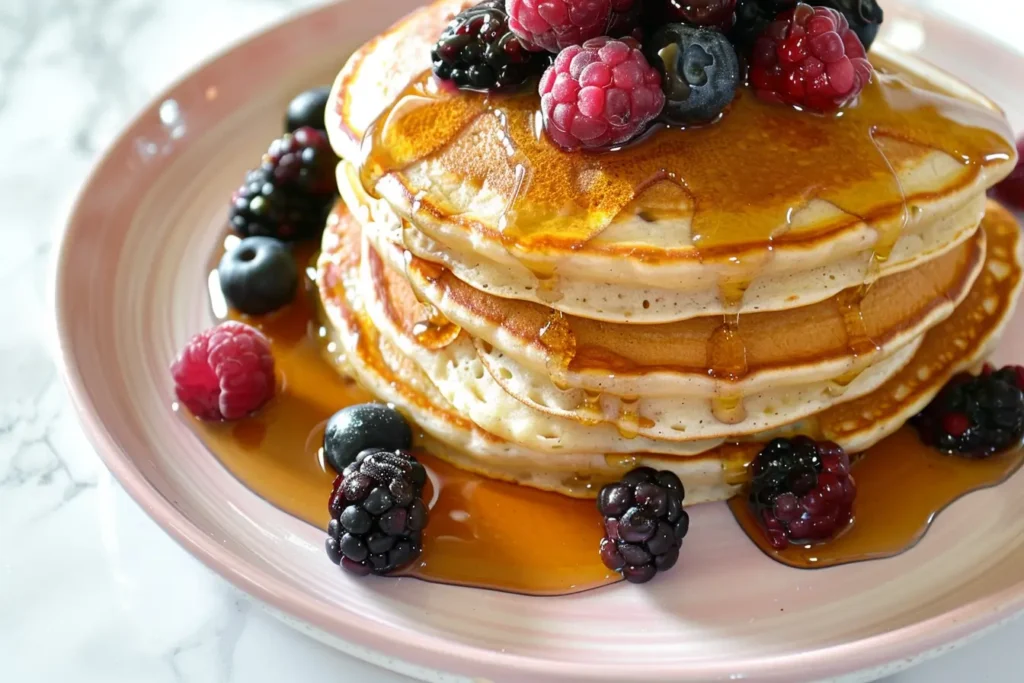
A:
[[52, 2, 1024, 681]]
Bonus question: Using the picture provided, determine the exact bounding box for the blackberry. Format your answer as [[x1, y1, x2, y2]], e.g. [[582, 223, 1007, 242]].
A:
[[597, 467, 689, 584], [646, 23, 740, 125], [431, 0, 546, 92], [323, 403, 414, 474], [748, 437, 856, 549], [326, 449, 429, 577], [229, 127, 337, 242], [911, 366, 1024, 459]]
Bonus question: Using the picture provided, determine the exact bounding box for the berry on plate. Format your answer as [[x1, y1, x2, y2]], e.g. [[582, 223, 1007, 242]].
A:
[[748, 437, 856, 549], [171, 321, 275, 421], [322, 403, 415, 474], [431, 0, 547, 92], [597, 467, 689, 584], [229, 127, 337, 242], [327, 449, 429, 576], [507, 0, 638, 53], [539, 37, 665, 151], [992, 137, 1024, 210], [285, 86, 332, 133], [218, 236, 298, 316], [749, 2, 873, 112], [911, 366, 1024, 459], [646, 23, 740, 124]]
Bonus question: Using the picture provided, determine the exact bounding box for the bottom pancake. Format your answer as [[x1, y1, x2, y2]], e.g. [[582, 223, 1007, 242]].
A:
[[315, 201, 1023, 500]]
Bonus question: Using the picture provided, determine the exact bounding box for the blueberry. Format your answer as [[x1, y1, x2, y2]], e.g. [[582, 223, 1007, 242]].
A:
[[285, 86, 331, 133], [322, 403, 413, 474], [217, 236, 298, 315], [646, 23, 739, 125]]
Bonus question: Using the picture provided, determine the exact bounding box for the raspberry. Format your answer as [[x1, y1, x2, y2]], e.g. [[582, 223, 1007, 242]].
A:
[[229, 127, 337, 242], [993, 137, 1024, 210], [431, 0, 547, 92], [539, 37, 665, 151], [911, 365, 1024, 459], [749, 3, 873, 112], [170, 321, 276, 421], [326, 449, 429, 576], [598, 467, 689, 584], [748, 437, 856, 549], [506, 0, 638, 53]]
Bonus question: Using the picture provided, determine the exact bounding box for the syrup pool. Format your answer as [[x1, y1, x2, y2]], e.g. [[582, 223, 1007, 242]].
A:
[[186, 235, 1024, 592], [193, 239, 616, 595]]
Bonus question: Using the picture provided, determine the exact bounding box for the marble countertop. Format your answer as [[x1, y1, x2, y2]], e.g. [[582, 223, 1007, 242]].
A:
[[2, 0, 1021, 681]]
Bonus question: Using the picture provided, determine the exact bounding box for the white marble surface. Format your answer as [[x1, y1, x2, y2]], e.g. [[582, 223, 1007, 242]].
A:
[[1, 0, 1021, 681]]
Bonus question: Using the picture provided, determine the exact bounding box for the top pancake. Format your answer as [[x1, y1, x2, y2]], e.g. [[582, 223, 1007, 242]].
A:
[[327, 0, 1017, 323]]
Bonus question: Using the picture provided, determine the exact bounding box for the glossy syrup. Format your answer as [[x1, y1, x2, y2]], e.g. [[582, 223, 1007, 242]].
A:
[[729, 428, 1024, 568], [194, 244, 615, 595]]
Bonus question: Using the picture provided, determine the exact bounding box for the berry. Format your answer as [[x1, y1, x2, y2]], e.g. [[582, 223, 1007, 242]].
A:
[[506, 0, 638, 53], [539, 37, 665, 151], [911, 366, 1024, 459], [645, 0, 739, 31], [171, 321, 275, 421], [646, 24, 740, 125], [813, 0, 883, 50], [323, 404, 415, 474], [431, 0, 547, 92], [749, 3, 873, 112], [218, 237, 298, 316], [730, 0, 796, 49], [229, 127, 337, 242], [285, 86, 331, 133], [597, 467, 689, 584], [993, 137, 1024, 210], [326, 449, 429, 576], [748, 437, 856, 549]]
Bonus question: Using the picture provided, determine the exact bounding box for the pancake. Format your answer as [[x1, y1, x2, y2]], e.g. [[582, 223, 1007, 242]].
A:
[[367, 208, 985, 400], [316, 201, 1023, 498], [327, 0, 1017, 324]]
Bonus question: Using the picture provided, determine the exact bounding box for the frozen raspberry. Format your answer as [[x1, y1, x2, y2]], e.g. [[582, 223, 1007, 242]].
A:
[[539, 37, 665, 151], [911, 365, 1024, 459], [993, 137, 1024, 210], [749, 3, 873, 112], [507, 0, 638, 53], [170, 321, 275, 421], [598, 467, 689, 584], [748, 437, 856, 549]]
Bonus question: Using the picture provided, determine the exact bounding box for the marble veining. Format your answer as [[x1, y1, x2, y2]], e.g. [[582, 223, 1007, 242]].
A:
[[1, 0, 1021, 680]]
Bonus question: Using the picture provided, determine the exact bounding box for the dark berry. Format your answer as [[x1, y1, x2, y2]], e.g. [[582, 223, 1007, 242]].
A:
[[217, 237, 298, 316], [911, 366, 1024, 459], [322, 403, 413, 474], [286, 86, 331, 133], [646, 23, 740, 125], [748, 437, 856, 549], [645, 0, 739, 30], [432, 0, 547, 92], [326, 449, 428, 577], [229, 127, 337, 242], [993, 137, 1024, 210], [730, 0, 794, 49], [597, 466, 688, 583], [749, 3, 873, 112]]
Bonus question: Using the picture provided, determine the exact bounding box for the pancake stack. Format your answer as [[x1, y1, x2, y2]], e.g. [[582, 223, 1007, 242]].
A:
[[319, 0, 1022, 502]]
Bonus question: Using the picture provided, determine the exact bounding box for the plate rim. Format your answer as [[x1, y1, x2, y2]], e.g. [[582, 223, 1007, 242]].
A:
[[50, 2, 1024, 681]]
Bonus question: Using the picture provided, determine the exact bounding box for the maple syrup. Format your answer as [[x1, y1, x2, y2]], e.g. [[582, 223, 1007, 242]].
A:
[[729, 428, 1024, 568]]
